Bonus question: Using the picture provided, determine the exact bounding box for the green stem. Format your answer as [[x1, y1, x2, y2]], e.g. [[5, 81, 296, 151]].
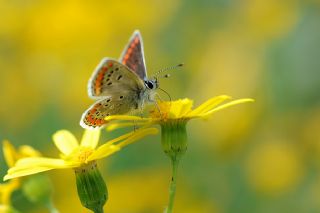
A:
[[94, 206, 104, 213], [46, 200, 59, 213], [166, 158, 179, 213]]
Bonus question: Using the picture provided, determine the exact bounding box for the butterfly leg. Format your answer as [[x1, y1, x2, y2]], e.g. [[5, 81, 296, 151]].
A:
[[155, 93, 164, 102], [133, 120, 138, 131], [133, 104, 145, 131], [152, 94, 165, 119], [128, 110, 139, 131], [153, 100, 164, 119]]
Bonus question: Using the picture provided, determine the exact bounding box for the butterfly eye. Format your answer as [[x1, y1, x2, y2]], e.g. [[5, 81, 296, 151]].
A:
[[145, 81, 154, 89]]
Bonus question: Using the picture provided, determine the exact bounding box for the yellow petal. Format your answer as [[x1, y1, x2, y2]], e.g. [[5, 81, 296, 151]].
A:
[[13, 157, 74, 169], [105, 115, 151, 122], [88, 128, 158, 161], [87, 131, 136, 161], [117, 127, 159, 149], [87, 145, 121, 162], [18, 145, 41, 158], [4, 167, 54, 181], [187, 95, 232, 117], [200, 98, 255, 117], [2, 140, 16, 168], [178, 99, 194, 117], [106, 121, 151, 131], [103, 131, 136, 145], [53, 130, 79, 155], [4, 157, 76, 181], [166, 99, 193, 118], [80, 129, 100, 149]]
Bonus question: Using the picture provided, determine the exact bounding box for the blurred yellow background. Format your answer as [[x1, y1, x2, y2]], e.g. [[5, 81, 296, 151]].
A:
[[1, 0, 320, 212]]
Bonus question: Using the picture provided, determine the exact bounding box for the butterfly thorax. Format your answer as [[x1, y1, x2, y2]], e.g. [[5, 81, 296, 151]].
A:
[[139, 83, 158, 107]]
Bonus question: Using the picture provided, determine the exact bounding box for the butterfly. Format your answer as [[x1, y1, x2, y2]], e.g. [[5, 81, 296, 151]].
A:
[[80, 30, 159, 129]]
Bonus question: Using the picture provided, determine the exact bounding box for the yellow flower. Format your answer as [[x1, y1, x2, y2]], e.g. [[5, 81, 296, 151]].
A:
[[105, 95, 253, 162], [3, 128, 157, 212], [105, 95, 254, 130], [1, 140, 41, 205], [4, 128, 158, 181]]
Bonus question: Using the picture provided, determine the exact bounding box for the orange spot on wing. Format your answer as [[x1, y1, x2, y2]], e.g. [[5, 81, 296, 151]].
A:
[[97, 75, 103, 82], [94, 80, 101, 94], [122, 46, 134, 64], [98, 74, 104, 81], [86, 115, 96, 125], [95, 87, 100, 95], [94, 67, 109, 95], [96, 119, 104, 125], [124, 34, 139, 66]]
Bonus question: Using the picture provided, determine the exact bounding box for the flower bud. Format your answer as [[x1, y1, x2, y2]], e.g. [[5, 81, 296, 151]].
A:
[[22, 174, 54, 206], [74, 161, 107, 213]]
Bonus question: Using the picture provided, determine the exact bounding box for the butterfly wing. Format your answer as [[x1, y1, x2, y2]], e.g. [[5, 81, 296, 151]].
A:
[[80, 94, 140, 129], [84, 58, 146, 129], [87, 58, 145, 99], [119, 30, 147, 80]]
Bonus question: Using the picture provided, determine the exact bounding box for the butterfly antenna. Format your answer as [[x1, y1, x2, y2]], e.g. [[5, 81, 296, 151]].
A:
[[158, 87, 172, 113], [158, 87, 172, 102], [154, 63, 184, 78]]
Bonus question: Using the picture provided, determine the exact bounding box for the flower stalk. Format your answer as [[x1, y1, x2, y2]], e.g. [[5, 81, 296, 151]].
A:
[[167, 157, 179, 213], [46, 201, 59, 213], [161, 120, 188, 213]]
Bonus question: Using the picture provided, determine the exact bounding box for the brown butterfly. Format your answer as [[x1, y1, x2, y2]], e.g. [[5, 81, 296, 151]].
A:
[[80, 30, 159, 129]]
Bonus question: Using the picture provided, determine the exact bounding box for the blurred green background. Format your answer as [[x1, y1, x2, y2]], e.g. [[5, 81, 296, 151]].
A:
[[1, 0, 320, 212]]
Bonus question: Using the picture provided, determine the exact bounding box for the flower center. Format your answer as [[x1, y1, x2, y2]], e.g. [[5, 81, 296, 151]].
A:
[[78, 148, 94, 164], [65, 147, 94, 164]]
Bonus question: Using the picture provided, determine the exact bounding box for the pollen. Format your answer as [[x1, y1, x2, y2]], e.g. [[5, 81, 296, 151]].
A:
[[77, 147, 94, 164], [150, 101, 170, 120]]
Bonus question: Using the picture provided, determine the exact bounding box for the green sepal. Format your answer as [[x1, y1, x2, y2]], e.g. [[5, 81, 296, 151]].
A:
[[74, 161, 107, 213], [161, 120, 188, 160]]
